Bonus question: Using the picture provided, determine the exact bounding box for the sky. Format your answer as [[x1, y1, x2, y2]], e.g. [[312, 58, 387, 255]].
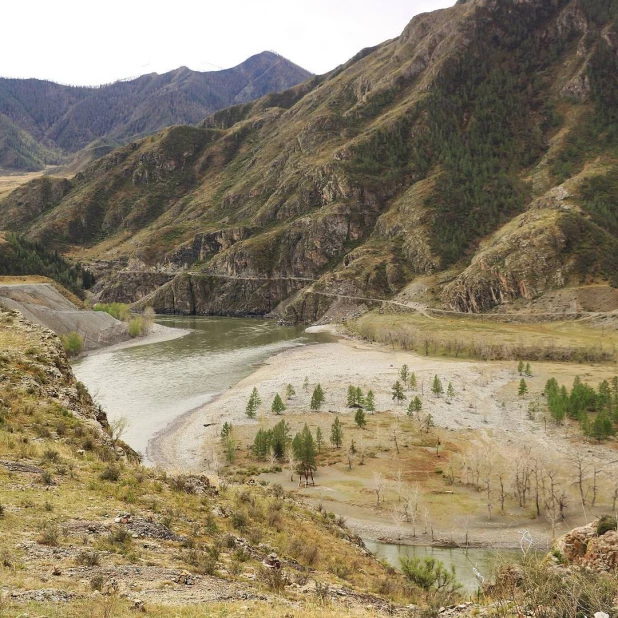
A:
[[1, 1, 456, 86]]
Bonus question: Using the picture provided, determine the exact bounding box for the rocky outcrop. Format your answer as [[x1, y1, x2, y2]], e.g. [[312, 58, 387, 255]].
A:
[[92, 271, 175, 304], [135, 273, 308, 317], [442, 208, 571, 313], [554, 519, 618, 571], [167, 227, 253, 267]]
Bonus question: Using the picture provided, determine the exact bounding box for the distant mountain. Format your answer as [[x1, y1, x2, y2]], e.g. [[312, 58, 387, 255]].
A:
[[2, 0, 617, 321], [0, 52, 312, 170]]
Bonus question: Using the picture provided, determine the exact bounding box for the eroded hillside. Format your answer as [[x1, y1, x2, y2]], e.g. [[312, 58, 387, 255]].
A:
[[1, 0, 617, 321]]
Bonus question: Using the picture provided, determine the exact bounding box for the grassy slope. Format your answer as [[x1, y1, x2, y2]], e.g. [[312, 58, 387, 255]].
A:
[[0, 308, 418, 616]]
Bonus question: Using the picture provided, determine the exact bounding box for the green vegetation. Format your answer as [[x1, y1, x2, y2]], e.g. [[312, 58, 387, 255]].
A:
[[354, 408, 367, 429], [545, 375, 618, 440], [0, 233, 94, 297], [292, 424, 318, 485], [518, 379, 529, 398], [271, 393, 286, 415], [347, 385, 365, 408], [400, 556, 460, 595], [252, 419, 290, 460], [431, 376, 443, 398], [285, 383, 296, 400], [391, 381, 406, 405], [93, 302, 131, 321], [310, 384, 325, 411], [60, 331, 83, 357], [330, 416, 344, 448], [365, 390, 376, 413], [245, 387, 261, 419]]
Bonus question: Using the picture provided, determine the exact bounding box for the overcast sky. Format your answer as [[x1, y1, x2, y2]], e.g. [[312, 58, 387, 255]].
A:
[[1, 1, 456, 86]]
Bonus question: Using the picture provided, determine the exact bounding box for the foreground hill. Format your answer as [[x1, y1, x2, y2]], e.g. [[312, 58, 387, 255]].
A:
[[0, 52, 311, 170], [1, 0, 617, 321], [0, 308, 412, 615]]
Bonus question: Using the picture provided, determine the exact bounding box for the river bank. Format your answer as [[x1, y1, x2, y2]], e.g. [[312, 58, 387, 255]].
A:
[[157, 323, 618, 549]]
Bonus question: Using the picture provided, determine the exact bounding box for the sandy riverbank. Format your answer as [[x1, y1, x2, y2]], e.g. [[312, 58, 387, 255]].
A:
[[148, 323, 618, 547], [81, 322, 190, 357]]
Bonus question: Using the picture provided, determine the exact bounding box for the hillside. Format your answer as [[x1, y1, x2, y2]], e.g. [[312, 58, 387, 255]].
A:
[[0, 308, 418, 616], [0, 0, 617, 321], [0, 52, 311, 170]]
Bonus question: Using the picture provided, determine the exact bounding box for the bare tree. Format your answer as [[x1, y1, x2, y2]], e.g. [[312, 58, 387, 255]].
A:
[[390, 508, 406, 542], [109, 416, 129, 444], [571, 454, 590, 508], [372, 472, 385, 506]]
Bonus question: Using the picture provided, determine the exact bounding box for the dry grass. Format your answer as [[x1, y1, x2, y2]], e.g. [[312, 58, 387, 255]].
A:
[[0, 170, 48, 201], [0, 308, 410, 615], [350, 312, 618, 363]]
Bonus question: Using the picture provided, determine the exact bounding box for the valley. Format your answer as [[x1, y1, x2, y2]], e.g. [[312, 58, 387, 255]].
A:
[[1, 0, 618, 615]]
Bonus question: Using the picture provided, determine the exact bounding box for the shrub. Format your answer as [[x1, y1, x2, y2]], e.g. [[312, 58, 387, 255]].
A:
[[90, 574, 105, 591], [257, 565, 289, 592], [38, 522, 60, 546], [128, 316, 145, 338], [93, 303, 131, 321], [100, 465, 120, 482], [597, 516, 617, 536], [76, 550, 101, 566], [400, 556, 461, 594], [60, 332, 83, 356]]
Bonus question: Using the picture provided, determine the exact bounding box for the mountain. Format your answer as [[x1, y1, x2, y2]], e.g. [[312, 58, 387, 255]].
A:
[[0, 52, 312, 170], [1, 0, 617, 321]]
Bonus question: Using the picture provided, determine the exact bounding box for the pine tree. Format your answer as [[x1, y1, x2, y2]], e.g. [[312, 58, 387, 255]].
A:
[[365, 390, 376, 413], [355, 408, 367, 429], [399, 364, 410, 385], [517, 360, 524, 375], [347, 385, 357, 408], [409, 372, 417, 391], [407, 399, 416, 416], [285, 383, 296, 400], [272, 393, 286, 415], [316, 426, 323, 452], [246, 387, 261, 419], [270, 419, 291, 459], [525, 362, 532, 377], [447, 382, 455, 400], [518, 379, 528, 398], [421, 413, 435, 433], [432, 375, 444, 397], [355, 387, 365, 408], [311, 384, 325, 411], [413, 396, 422, 412], [292, 424, 317, 485], [220, 422, 233, 439], [392, 380, 406, 404], [303, 376, 310, 392], [252, 429, 271, 459], [330, 416, 343, 448]]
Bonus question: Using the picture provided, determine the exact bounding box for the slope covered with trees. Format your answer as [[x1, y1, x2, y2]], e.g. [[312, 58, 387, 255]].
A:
[[1, 0, 617, 320]]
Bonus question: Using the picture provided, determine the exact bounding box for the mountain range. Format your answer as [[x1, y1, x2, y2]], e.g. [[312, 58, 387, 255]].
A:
[[0, 0, 617, 321], [0, 51, 311, 171]]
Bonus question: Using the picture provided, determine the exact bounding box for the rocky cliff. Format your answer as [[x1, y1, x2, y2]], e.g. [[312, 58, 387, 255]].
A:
[[1, 0, 617, 320]]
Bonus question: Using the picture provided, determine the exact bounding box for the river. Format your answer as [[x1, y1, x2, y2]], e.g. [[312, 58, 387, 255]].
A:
[[72, 316, 332, 463], [364, 540, 522, 595]]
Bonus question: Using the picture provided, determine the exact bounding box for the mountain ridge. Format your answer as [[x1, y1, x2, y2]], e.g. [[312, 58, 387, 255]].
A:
[[1, 0, 617, 321], [0, 51, 312, 170]]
